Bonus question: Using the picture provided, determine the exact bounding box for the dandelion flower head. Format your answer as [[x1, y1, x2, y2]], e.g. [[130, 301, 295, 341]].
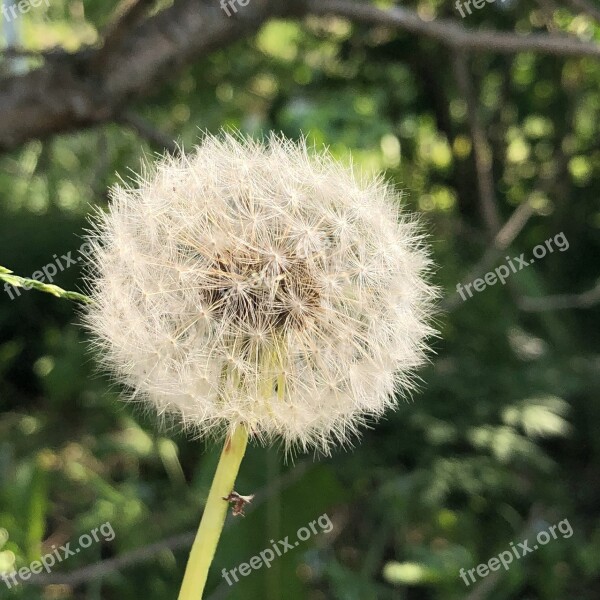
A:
[[84, 133, 436, 453]]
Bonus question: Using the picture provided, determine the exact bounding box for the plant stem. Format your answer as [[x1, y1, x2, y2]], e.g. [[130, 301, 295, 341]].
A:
[[0, 266, 92, 304], [178, 425, 249, 600]]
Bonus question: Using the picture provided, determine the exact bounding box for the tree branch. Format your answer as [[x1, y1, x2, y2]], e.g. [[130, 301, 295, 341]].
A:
[[564, 0, 600, 22], [0, 0, 298, 153], [452, 50, 500, 234], [118, 110, 180, 154], [308, 0, 600, 57], [517, 281, 600, 311], [26, 460, 312, 587], [443, 200, 536, 310], [2, 0, 600, 153], [89, 0, 158, 73]]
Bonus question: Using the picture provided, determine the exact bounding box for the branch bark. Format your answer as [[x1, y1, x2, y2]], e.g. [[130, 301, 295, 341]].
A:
[[89, 0, 158, 74]]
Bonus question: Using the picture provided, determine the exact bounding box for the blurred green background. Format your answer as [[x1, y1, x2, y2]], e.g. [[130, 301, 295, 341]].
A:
[[1, 0, 599, 599]]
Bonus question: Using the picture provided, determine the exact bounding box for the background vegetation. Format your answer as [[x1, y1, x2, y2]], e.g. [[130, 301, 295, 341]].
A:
[[0, 0, 599, 598]]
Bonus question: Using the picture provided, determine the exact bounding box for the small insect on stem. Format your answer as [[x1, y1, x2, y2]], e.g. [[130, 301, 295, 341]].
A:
[[222, 491, 255, 516]]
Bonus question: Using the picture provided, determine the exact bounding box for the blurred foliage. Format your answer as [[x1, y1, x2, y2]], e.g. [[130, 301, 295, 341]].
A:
[[1, 1, 599, 599]]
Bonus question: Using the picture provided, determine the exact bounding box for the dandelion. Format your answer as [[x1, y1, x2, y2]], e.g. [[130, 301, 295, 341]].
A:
[[82, 132, 437, 598]]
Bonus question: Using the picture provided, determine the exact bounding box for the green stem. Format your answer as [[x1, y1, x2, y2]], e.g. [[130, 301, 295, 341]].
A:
[[0, 266, 92, 304], [178, 425, 249, 600]]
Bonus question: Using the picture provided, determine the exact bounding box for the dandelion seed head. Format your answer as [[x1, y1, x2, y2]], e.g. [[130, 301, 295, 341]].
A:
[[83, 132, 436, 454]]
